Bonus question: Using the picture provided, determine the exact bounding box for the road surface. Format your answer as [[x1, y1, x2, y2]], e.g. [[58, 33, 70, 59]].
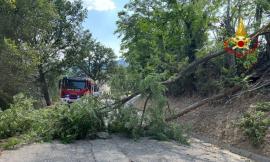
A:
[[0, 135, 252, 162]]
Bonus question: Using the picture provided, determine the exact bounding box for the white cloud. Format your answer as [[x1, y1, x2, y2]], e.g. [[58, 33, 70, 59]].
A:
[[79, 0, 116, 11]]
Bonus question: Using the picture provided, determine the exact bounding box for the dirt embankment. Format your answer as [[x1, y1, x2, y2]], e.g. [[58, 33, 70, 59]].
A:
[[167, 92, 270, 158]]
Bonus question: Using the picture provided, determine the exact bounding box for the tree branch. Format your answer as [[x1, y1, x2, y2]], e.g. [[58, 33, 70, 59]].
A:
[[140, 94, 151, 129]]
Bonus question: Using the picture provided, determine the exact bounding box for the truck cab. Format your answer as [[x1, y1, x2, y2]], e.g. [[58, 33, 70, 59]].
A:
[[59, 77, 99, 103]]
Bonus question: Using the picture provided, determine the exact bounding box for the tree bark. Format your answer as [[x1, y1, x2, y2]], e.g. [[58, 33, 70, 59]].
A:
[[265, 33, 270, 61], [38, 66, 51, 106], [255, 3, 263, 30]]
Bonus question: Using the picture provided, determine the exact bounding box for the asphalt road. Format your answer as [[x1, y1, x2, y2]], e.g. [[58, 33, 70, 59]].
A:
[[0, 135, 252, 162]]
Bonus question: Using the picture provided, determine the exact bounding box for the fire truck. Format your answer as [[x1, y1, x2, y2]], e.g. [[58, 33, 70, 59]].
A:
[[59, 77, 99, 103]]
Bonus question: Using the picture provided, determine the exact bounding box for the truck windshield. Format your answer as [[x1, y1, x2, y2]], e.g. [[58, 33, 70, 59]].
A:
[[66, 80, 86, 90]]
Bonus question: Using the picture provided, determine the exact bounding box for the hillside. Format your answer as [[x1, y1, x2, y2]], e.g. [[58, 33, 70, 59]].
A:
[[172, 94, 270, 157]]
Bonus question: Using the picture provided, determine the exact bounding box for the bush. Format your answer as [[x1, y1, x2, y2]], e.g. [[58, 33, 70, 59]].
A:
[[145, 104, 190, 144], [146, 121, 189, 145], [240, 111, 270, 146], [108, 73, 190, 144], [255, 102, 270, 112], [108, 101, 190, 144], [108, 106, 141, 139], [0, 94, 107, 145], [54, 97, 106, 143], [0, 137, 21, 149], [0, 93, 35, 138]]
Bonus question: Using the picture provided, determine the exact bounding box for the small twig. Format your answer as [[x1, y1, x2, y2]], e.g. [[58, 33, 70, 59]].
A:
[[249, 69, 270, 90], [225, 81, 270, 104], [250, 80, 263, 89], [247, 81, 270, 92]]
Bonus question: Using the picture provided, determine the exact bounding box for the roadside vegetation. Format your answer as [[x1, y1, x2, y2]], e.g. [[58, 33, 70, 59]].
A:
[[0, 93, 189, 149], [240, 102, 270, 146]]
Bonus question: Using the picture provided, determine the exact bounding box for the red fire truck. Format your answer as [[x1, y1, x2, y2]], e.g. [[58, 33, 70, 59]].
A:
[[59, 77, 99, 103]]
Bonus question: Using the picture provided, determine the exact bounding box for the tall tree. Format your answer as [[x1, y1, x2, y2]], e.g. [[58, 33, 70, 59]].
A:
[[66, 30, 117, 83], [28, 0, 86, 106], [0, 0, 56, 107], [256, 0, 270, 61]]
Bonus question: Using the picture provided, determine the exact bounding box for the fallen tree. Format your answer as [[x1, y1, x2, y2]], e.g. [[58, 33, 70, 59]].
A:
[[165, 79, 270, 122], [165, 86, 242, 121]]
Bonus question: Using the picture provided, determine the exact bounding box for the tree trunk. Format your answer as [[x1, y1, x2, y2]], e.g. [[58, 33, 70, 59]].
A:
[[265, 33, 270, 61], [224, 0, 235, 69], [255, 3, 262, 30], [38, 66, 51, 106]]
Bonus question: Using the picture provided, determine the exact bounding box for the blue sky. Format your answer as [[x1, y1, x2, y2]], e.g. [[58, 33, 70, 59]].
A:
[[80, 0, 129, 57]]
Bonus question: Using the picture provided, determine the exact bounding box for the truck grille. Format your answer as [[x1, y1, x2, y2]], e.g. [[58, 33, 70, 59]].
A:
[[69, 95, 77, 99]]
